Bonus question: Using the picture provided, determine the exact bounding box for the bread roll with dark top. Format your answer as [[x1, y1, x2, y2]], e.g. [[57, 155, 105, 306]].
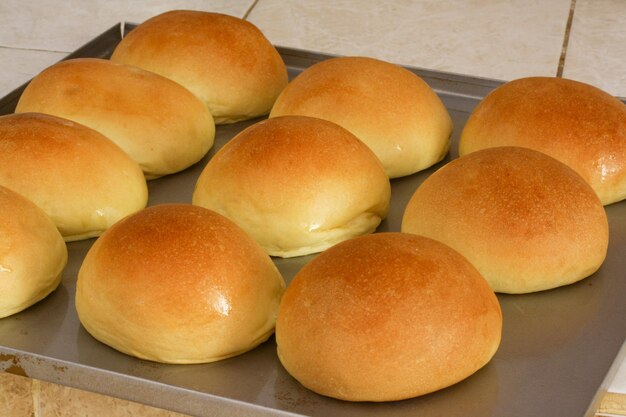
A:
[[459, 76, 626, 205], [0, 113, 147, 241], [15, 58, 215, 179], [76, 204, 285, 364], [276, 232, 502, 401], [111, 10, 288, 124], [402, 146, 609, 294], [192, 116, 391, 258], [270, 56, 452, 178], [0, 185, 67, 318]]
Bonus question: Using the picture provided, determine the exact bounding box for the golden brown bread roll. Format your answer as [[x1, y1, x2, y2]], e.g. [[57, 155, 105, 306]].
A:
[[0, 113, 147, 241], [402, 146, 609, 294], [111, 10, 288, 124], [276, 232, 502, 401], [76, 204, 286, 364], [270, 56, 453, 178], [0, 185, 67, 318], [459, 76, 626, 205], [192, 116, 390, 258], [15, 58, 215, 179]]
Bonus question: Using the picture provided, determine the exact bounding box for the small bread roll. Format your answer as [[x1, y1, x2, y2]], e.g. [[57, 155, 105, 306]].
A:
[[270, 56, 453, 178], [76, 204, 285, 364], [0, 185, 67, 318], [192, 116, 390, 258], [111, 10, 288, 124], [15, 58, 215, 179], [276, 233, 502, 401], [0, 113, 147, 241], [459, 77, 626, 205], [402, 147, 609, 294]]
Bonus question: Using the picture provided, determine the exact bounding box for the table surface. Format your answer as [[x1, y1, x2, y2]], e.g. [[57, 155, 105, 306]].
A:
[[0, 0, 624, 414]]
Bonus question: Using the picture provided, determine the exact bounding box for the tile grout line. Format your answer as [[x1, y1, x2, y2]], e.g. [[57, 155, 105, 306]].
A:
[[32, 378, 41, 417], [0, 44, 69, 54], [557, 0, 577, 77], [242, 0, 260, 20]]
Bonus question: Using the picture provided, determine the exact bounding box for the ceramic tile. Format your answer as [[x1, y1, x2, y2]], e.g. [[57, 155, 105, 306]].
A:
[[562, 0, 626, 98], [0, 0, 256, 52], [0, 47, 66, 98], [248, 0, 571, 81], [38, 380, 189, 417], [0, 373, 34, 417]]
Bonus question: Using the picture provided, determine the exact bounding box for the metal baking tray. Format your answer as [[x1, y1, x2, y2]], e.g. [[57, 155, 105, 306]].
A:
[[1, 24, 625, 417]]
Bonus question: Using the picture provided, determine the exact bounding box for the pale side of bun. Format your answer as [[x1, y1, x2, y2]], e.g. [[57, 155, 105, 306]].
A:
[[76, 204, 285, 364], [15, 58, 215, 179], [276, 233, 502, 401], [111, 10, 288, 124], [270, 56, 452, 178], [0, 185, 67, 318], [459, 76, 626, 205], [0, 113, 147, 241], [192, 116, 390, 258], [402, 147, 609, 294]]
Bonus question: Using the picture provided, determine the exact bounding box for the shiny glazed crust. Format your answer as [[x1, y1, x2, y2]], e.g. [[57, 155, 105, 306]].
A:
[[276, 233, 502, 401], [0, 185, 67, 318], [0, 113, 148, 241], [76, 204, 286, 364], [15, 58, 215, 179], [111, 10, 288, 124], [402, 146, 609, 294], [192, 116, 391, 258], [459, 76, 626, 205], [270, 56, 452, 178]]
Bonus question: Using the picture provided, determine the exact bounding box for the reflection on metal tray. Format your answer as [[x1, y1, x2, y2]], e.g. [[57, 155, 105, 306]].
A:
[[0, 23, 625, 417]]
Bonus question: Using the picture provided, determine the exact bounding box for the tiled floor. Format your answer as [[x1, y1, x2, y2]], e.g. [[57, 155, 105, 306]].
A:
[[0, 0, 625, 415], [0, 372, 188, 417], [563, 0, 626, 98], [247, 0, 572, 82]]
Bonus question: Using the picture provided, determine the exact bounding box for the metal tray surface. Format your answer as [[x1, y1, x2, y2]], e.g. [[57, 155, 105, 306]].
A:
[[1, 24, 625, 417]]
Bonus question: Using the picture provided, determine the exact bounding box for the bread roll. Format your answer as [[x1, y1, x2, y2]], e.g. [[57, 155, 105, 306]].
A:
[[0, 113, 147, 241], [270, 56, 453, 178], [15, 58, 215, 179], [192, 116, 390, 258], [276, 232, 502, 401], [402, 147, 609, 294], [111, 10, 288, 124], [0, 185, 67, 318], [76, 204, 285, 364], [459, 76, 626, 205]]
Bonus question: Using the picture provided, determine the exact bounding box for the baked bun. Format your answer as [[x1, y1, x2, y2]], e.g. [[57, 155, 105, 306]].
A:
[[276, 232, 502, 401], [0, 185, 67, 318], [402, 146, 609, 294], [15, 58, 215, 179], [111, 10, 288, 124], [192, 116, 390, 258], [0, 113, 147, 241], [76, 204, 285, 364], [269, 56, 452, 178], [459, 77, 626, 205]]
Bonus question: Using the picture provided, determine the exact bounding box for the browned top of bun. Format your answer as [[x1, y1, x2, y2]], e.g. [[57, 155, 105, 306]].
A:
[[76, 204, 285, 363], [111, 10, 288, 124], [459, 76, 626, 205], [15, 58, 214, 178], [276, 233, 501, 401], [0, 185, 67, 318], [402, 146, 608, 293], [270, 56, 452, 177], [0, 112, 147, 240], [193, 116, 390, 257]]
